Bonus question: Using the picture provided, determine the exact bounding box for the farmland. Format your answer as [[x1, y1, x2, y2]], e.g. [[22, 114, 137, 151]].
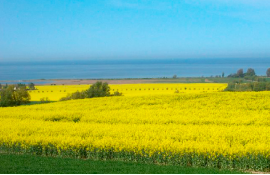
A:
[[29, 83, 227, 101], [1, 84, 270, 172]]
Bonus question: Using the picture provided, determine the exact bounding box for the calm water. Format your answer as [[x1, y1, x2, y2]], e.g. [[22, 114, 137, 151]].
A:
[[0, 58, 270, 81]]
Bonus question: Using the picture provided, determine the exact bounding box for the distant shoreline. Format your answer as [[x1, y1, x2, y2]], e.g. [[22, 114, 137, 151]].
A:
[[1, 77, 268, 85], [0, 78, 206, 85]]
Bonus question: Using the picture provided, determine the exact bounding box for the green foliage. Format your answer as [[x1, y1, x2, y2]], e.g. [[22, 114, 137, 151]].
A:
[[243, 75, 256, 81], [17, 83, 26, 88], [60, 91, 87, 101], [59, 96, 70, 101], [224, 82, 270, 92], [0, 153, 244, 174], [257, 77, 267, 82], [28, 83, 35, 90], [40, 97, 50, 103], [71, 90, 87, 99], [0, 86, 13, 107], [113, 91, 122, 96], [224, 83, 235, 91], [246, 68, 256, 77], [0, 85, 31, 107], [228, 68, 256, 79], [60, 82, 112, 101], [237, 69, 244, 78], [86, 81, 110, 98]]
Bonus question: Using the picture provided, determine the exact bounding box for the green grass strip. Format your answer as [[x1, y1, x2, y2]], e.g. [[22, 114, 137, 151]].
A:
[[0, 153, 245, 174]]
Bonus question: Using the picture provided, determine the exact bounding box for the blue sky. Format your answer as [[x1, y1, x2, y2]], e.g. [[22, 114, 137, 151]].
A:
[[1, 0, 270, 61]]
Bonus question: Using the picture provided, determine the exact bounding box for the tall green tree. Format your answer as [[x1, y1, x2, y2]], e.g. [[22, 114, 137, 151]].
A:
[[28, 83, 35, 90], [17, 83, 26, 89], [246, 68, 256, 77], [14, 86, 31, 105], [0, 86, 14, 107], [0, 85, 30, 107], [237, 69, 244, 78]]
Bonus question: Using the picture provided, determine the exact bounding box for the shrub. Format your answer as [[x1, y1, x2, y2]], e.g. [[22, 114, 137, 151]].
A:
[[40, 97, 50, 103], [60, 82, 112, 101], [28, 83, 35, 90], [86, 81, 110, 98], [113, 91, 122, 96]]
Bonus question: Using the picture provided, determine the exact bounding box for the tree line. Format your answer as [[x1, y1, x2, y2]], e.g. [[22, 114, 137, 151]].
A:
[[223, 68, 270, 91], [227, 68, 270, 78], [225, 82, 270, 92], [0, 82, 120, 107], [227, 68, 256, 79]]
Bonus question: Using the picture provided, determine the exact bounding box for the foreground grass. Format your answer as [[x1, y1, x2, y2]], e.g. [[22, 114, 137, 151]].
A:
[[0, 153, 244, 174]]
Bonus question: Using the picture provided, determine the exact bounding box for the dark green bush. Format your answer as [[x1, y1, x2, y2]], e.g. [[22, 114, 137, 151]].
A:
[[60, 82, 120, 101]]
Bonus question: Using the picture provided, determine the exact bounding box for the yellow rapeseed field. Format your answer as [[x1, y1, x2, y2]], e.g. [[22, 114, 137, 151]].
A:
[[1, 88, 270, 170], [29, 83, 227, 101]]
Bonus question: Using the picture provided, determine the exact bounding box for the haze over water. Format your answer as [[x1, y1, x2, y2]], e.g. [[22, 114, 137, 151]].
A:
[[0, 58, 269, 81]]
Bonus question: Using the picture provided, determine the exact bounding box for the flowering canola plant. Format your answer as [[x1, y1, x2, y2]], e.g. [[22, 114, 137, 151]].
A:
[[1, 88, 270, 171], [29, 83, 227, 101]]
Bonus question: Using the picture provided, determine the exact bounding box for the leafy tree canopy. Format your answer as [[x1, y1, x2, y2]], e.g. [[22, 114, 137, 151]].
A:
[[0, 85, 30, 107], [86, 81, 110, 98]]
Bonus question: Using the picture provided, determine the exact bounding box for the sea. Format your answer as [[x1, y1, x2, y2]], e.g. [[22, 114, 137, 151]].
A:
[[0, 58, 270, 83]]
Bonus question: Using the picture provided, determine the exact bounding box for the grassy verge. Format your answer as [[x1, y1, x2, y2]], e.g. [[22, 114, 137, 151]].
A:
[[0, 153, 244, 174]]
